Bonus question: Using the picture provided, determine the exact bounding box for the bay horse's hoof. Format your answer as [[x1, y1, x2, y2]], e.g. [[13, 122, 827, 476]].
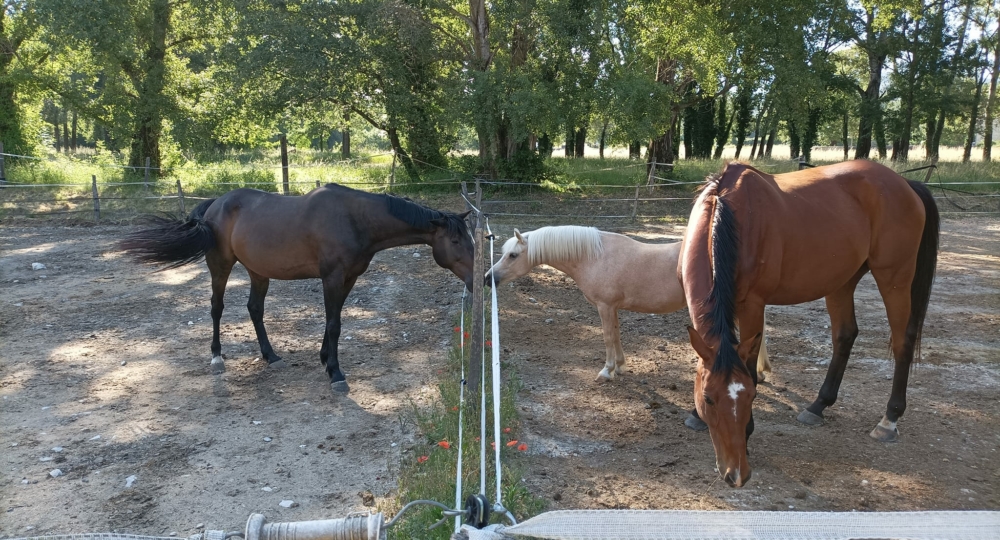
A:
[[330, 380, 350, 394], [796, 409, 824, 426], [211, 356, 226, 374], [870, 418, 899, 442], [268, 359, 289, 369], [684, 413, 708, 432]]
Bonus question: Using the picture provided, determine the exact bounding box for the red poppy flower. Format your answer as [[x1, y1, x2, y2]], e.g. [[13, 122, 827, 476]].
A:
[[517, 443, 527, 452], [506, 440, 518, 447], [438, 440, 451, 449], [503, 427, 511, 433], [454, 327, 461, 332], [417, 455, 429, 463]]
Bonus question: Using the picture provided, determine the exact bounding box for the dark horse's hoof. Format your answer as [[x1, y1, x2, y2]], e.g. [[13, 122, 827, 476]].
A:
[[796, 409, 824, 426], [684, 413, 708, 432], [211, 356, 226, 375], [870, 417, 899, 442], [268, 359, 289, 369], [330, 380, 350, 394]]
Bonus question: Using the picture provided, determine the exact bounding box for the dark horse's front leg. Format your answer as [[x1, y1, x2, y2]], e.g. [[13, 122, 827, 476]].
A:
[[247, 270, 285, 367], [322, 271, 359, 394]]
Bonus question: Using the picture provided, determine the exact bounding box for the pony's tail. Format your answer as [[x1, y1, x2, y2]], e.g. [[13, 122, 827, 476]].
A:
[[906, 181, 940, 360], [119, 199, 218, 270]]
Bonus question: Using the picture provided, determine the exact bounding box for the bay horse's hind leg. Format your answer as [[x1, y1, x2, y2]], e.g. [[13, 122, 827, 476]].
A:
[[207, 253, 235, 374], [798, 265, 867, 426], [246, 269, 284, 367], [869, 267, 918, 442]]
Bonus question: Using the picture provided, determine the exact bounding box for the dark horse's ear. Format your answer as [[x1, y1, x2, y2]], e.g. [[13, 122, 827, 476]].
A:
[[429, 217, 447, 227], [686, 325, 714, 364], [458, 210, 472, 220]]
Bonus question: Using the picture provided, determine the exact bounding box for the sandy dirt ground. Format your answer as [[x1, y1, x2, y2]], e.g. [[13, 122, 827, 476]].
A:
[[1, 217, 998, 538]]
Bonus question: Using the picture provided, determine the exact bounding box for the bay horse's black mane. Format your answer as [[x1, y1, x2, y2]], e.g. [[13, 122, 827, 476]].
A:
[[325, 183, 468, 236], [699, 166, 750, 377]]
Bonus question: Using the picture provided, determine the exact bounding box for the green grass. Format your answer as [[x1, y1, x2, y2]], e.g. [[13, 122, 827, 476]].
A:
[[385, 308, 545, 539]]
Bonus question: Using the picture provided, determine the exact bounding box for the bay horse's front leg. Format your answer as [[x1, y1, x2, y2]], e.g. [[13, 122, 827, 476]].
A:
[[207, 253, 234, 374], [322, 271, 359, 394], [246, 270, 284, 367], [595, 304, 624, 382]]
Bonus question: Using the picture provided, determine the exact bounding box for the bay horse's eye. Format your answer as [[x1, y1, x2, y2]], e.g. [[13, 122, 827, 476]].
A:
[[704, 395, 715, 406]]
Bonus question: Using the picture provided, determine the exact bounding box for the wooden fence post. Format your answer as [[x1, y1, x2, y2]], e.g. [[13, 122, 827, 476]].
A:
[[177, 179, 186, 215], [0, 141, 6, 187], [316, 180, 321, 189], [280, 134, 290, 195], [463, 179, 485, 397], [646, 161, 657, 187], [923, 156, 938, 184], [631, 182, 640, 222], [389, 151, 397, 190], [91, 175, 100, 222], [144, 157, 151, 191], [798, 155, 806, 170]]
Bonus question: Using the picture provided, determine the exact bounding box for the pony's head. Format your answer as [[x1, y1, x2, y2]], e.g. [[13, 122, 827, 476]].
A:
[[484, 229, 533, 287], [687, 326, 761, 487], [428, 211, 475, 291]]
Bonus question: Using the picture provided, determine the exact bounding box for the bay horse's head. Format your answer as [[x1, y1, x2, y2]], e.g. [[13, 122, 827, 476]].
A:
[[429, 211, 475, 291], [687, 326, 761, 487], [484, 229, 532, 287]]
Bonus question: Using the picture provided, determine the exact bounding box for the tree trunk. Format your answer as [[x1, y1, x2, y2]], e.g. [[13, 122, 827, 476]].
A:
[[714, 94, 735, 159], [733, 84, 752, 159], [62, 113, 69, 153], [788, 119, 800, 159], [598, 121, 607, 159], [842, 109, 849, 160], [764, 121, 777, 158], [925, 112, 938, 160], [538, 133, 553, 157], [387, 127, 420, 180], [963, 70, 985, 163], [894, 77, 916, 162], [565, 129, 574, 157], [984, 22, 1000, 161], [874, 111, 887, 159], [0, 7, 28, 156], [682, 106, 694, 159], [802, 108, 821, 163], [54, 123, 61, 152], [127, 0, 170, 170], [574, 127, 586, 158], [342, 111, 351, 160], [629, 141, 641, 159], [931, 0, 974, 162], [71, 111, 78, 152]]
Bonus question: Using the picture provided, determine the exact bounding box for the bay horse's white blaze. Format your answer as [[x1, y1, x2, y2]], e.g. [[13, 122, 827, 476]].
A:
[[728, 381, 745, 420], [486, 225, 772, 382]]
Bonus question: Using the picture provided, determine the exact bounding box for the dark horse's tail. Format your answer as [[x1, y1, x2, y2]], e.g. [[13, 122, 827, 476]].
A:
[[906, 180, 940, 359], [119, 198, 218, 270]]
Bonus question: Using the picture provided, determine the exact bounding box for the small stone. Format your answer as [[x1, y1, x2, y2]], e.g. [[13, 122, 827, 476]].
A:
[[261, 487, 273, 492], [545, 319, 553, 323], [861, 480, 869, 485], [529, 297, 537, 303], [90, 435, 101, 441], [14, 302, 22, 307], [412, 252, 421, 258], [264, 437, 272, 442], [24, 526, 34, 531], [170, 532, 178, 537], [943, 458, 950, 462], [788, 505, 795, 510], [794, 490, 808, 499], [553, 492, 562, 501], [669, 383, 677, 391], [125, 475, 137, 488], [121, 360, 127, 366], [52, 446, 63, 453], [21, 479, 29, 484], [187, 321, 194, 325], [196, 524, 204, 529], [32, 263, 46, 271], [49, 469, 63, 478], [279, 500, 295, 508], [253, 421, 261, 425]]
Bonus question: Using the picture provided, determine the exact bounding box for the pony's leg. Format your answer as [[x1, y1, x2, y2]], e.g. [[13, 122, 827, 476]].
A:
[[322, 271, 359, 393], [246, 270, 283, 367], [797, 273, 865, 426], [207, 253, 234, 374], [868, 266, 918, 442], [595, 304, 622, 382], [756, 310, 771, 382]]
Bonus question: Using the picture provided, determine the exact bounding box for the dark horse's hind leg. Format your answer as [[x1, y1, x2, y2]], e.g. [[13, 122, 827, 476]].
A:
[[321, 270, 358, 394], [208, 253, 234, 374], [798, 265, 867, 426], [246, 270, 284, 367]]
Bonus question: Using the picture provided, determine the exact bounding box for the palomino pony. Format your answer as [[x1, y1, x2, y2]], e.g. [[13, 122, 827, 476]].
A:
[[485, 225, 771, 383], [680, 161, 938, 487], [120, 184, 475, 393]]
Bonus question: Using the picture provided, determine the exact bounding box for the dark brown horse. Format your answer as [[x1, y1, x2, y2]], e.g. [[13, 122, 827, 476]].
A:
[[679, 160, 939, 487], [120, 184, 475, 393]]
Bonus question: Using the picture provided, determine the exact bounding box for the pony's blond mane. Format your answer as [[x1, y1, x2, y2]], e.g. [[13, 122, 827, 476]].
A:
[[502, 226, 604, 266]]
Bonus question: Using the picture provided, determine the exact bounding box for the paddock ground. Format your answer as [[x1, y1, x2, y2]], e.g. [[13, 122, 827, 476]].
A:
[[1, 217, 997, 536]]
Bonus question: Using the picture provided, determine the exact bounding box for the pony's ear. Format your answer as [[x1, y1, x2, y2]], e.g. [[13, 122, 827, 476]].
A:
[[737, 332, 762, 362], [686, 326, 714, 364], [514, 229, 526, 244]]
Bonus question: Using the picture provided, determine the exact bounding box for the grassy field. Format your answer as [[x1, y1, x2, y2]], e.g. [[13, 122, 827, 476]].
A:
[[1, 145, 997, 221]]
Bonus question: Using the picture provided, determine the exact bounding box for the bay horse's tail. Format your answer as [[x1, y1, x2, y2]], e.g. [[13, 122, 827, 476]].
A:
[[906, 180, 940, 359], [119, 198, 218, 270]]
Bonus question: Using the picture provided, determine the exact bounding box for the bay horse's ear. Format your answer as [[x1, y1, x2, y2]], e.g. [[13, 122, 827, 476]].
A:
[[686, 325, 713, 364], [514, 229, 526, 244], [737, 332, 763, 362]]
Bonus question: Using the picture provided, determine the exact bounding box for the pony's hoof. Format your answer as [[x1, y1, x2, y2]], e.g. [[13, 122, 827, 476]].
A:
[[869, 422, 899, 443], [330, 380, 350, 394], [756, 371, 767, 383], [796, 409, 824, 426], [684, 413, 708, 432], [268, 359, 289, 370], [210, 356, 226, 375], [595, 369, 615, 383]]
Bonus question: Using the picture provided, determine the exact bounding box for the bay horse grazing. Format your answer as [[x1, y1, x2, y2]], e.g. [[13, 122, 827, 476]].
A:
[[484, 225, 771, 382], [679, 160, 938, 487], [119, 184, 475, 393]]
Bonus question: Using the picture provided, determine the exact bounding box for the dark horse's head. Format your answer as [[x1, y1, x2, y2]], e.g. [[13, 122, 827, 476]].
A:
[[428, 211, 475, 291], [385, 194, 475, 291]]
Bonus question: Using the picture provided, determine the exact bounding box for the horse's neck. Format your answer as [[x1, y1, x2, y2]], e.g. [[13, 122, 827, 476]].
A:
[[367, 219, 434, 254], [533, 253, 585, 281]]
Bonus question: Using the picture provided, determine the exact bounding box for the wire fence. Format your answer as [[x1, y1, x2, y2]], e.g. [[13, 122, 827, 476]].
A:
[[1, 152, 998, 222]]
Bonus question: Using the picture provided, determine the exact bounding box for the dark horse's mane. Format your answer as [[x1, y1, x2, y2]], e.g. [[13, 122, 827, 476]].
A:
[[383, 192, 468, 236], [700, 167, 750, 377]]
